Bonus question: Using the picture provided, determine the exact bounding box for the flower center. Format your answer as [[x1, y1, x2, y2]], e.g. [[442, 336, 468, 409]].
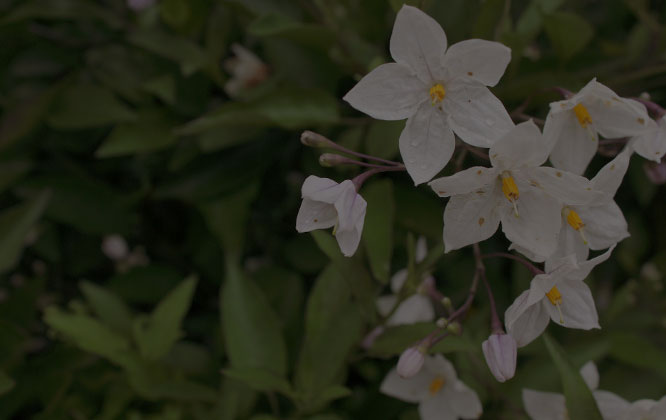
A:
[[562, 207, 588, 244], [573, 103, 592, 127], [501, 172, 519, 217], [428, 376, 445, 395], [429, 83, 446, 105], [546, 286, 565, 324]]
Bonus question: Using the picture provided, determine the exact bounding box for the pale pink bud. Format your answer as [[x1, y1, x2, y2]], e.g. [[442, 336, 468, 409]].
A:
[[318, 153, 348, 167], [482, 333, 517, 382], [300, 131, 331, 148], [101, 235, 129, 261], [397, 346, 425, 378]]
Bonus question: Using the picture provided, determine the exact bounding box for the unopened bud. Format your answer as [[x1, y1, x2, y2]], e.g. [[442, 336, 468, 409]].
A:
[[396, 345, 426, 378], [101, 235, 129, 261], [441, 296, 452, 310], [446, 322, 461, 335], [319, 153, 348, 167], [435, 317, 448, 328], [482, 333, 517, 383], [300, 131, 331, 148]]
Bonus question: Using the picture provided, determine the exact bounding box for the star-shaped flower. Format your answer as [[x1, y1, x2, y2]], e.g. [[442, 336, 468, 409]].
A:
[[381, 354, 483, 420], [631, 113, 666, 162], [429, 121, 599, 257], [343, 5, 514, 184], [544, 79, 651, 175], [505, 247, 613, 348], [295, 176, 366, 257]]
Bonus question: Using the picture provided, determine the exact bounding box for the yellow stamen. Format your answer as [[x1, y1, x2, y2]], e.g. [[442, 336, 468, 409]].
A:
[[563, 207, 588, 244], [546, 286, 565, 324], [573, 103, 592, 127], [429, 84, 446, 105], [501, 172, 520, 216], [429, 376, 445, 395]]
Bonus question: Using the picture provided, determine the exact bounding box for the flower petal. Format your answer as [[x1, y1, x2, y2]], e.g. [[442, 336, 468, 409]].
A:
[[500, 185, 561, 259], [295, 199, 337, 232], [423, 354, 458, 381], [505, 290, 551, 347], [580, 81, 652, 138], [343, 63, 426, 120], [387, 294, 435, 326], [526, 166, 601, 205], [429, 166, 497, 197], [380, 367, 432, 403], [444, 80, 515, 147], [376, 295, 397, 317], [399, 103, 455, 185], [632, 116, 666, 162], [522, 389, 567, 420], [448, 380, 483, 418], [547, 223, 590, 263], [489, 120, 547, 169], [390, 268, 408, 294], [443, 39, 511, 87], [334, 184, 366, 232], [568, 245, 615, 281], [591, 145, 632, 197], [580, 361, 599, 390], [544, 110, 598, 175], [576, 202, 629, 251], [418, 396, 457, 420], [442, 184, 502, 252], [390, 5, 447, 83], [545, 279, 599, 329], [594, 390, 631, 420]]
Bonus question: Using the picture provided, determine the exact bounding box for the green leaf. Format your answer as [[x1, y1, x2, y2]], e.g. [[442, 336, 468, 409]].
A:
[[95, 110, 176, 157], [43, 306, 131, 365], [80, 281, 133, 333], [47, 83, 136, 129], [609, 332, 666, 381], [0, 84, 61, 151], [132, 276, 198, 360], [311, 230, 344, 263], [222, 263, 288, 376], [142, 75, 176, 105], [295, 264, 363, 406], [0, 161, 32, 194], [364, 120, 402, 161], [305, 385, 351, 409], [0, 371, 14, 396], [177, 87, 338, 134], [362, 179, 394, 284], [128, 29, 207, 76], [542, 333, 602, 420], [543, 12, 594, 61], [223, 367, 294, 396], [0, 0, 122, 27], [0, 190, 51, 274], [248, 13, 334, 48]]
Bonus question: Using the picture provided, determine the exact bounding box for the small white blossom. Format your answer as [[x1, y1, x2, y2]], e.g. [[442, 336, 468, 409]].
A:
[[101, 234, 129, 261], [482, 333, 517, 383], [505, 247, 614, 347], [631, 114, 666, 162], [376, 237, 435, 326], [544, 79, 651, 175], [430, 121, 599, 257], [223, 44, 269, 98], [381, 354, 483, 420], [344, 5, 514, 184], [295, 176, 366, 257], [595, 392, 666, 420]]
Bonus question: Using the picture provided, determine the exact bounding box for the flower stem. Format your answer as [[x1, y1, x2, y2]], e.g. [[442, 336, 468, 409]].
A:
[[352, 166, 406, 190], [303, 130, 403, 166]]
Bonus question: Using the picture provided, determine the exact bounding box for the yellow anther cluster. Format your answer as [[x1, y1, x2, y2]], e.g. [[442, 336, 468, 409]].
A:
[[429, 83, 446, 105], [546, 286, 562, 306], [573, 103, 592, 127], [429, 376, 445, 395], [501, 173, 519, 202], [565, 208, 585, 231]]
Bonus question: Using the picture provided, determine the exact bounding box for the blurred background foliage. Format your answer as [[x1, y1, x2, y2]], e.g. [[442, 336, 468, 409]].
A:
[[0, 0, 666, 418]]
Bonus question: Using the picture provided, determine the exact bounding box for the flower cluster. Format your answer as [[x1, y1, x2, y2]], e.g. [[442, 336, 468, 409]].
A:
[[294, 5, 666, 419]]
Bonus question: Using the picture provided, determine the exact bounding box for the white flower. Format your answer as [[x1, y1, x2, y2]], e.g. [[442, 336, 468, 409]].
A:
[[523, 361, 599, 419], [223, 44, 269, 98], [631, 114, 666, 162], [482, 333, 517, 383], [595, 392, 666, 420], [505, 247, 614, 348], [512, 146, 631, 264], [295, 176, 367, 257], [376, 236, 436, 326], [101, 234, 129, 261], [429, 121, 599, 257], [544, 79, 651, 175], [343, 5, 514, 185], [381, 354, 483, 420]]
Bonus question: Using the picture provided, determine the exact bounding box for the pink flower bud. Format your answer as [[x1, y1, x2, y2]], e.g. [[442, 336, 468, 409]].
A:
[[397, 346, 425, 378], [482, 333, 517, 383]]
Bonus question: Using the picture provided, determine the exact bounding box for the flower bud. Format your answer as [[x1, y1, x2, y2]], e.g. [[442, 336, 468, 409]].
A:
[[440, 296, 452, 310], [319, 153, 349, 167], [482, 333, 517, 383], [101, 235, 129, 261], [396, 345, 426, 378], [300, 131, 331, 148], [435, 317, 448, 328], [446, 321, 461, 335]]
